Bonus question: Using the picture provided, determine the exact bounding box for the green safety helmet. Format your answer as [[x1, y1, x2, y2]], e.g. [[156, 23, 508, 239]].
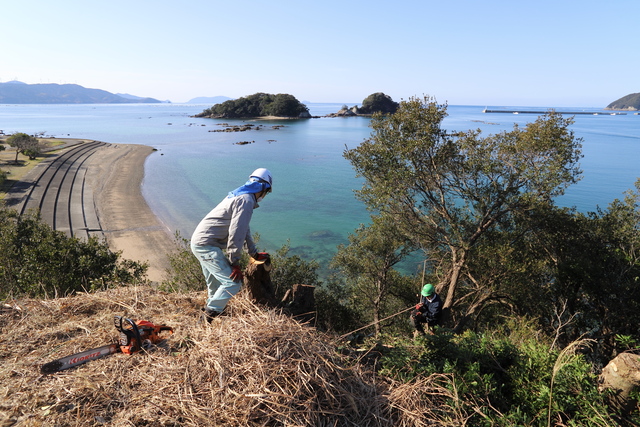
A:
[[421, 283, 435, 297]]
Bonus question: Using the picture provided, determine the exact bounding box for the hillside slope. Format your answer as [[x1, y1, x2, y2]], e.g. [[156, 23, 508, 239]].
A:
[[0, 81, 161, 104], [0, 286, 447, 426], [606, 92, 640, 110]]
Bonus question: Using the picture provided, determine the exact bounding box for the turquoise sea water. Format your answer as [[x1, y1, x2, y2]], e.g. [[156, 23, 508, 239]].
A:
[[1, 103, 638, 274]]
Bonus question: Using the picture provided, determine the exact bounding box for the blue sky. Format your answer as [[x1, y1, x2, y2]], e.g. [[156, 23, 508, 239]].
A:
[[1, 0, 638, 106]]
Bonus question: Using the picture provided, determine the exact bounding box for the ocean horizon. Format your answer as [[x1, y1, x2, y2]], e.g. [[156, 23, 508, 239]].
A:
[[1, 102, 638, 276]]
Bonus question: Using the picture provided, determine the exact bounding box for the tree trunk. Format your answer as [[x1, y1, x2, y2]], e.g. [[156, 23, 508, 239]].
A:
[[243, 261, 279, 308], [281, 284, 316, 324], [442, 249, 466, 310], [598, 350, 640, 415]]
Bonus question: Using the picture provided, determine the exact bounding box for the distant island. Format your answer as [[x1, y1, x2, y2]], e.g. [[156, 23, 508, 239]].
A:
[[195, 93, 311, 119], [325, 92, 399, 117], [195, 92, 400, 119], [606, 92, 640, 111], [0, 81, 162, 104]]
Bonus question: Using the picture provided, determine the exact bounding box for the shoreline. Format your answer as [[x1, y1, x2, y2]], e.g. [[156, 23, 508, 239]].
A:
[[86, 143, 176, 283]]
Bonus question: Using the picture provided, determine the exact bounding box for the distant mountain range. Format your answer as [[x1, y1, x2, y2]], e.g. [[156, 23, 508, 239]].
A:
[[186, 96, 232, 104], [0, 81, 162, 104]]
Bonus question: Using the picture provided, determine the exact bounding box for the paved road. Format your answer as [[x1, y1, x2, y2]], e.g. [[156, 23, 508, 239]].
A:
[[4, 141, 108, 241]]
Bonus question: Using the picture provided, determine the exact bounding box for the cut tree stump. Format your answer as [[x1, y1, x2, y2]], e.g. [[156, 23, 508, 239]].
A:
[[281, 284, 316, 323], [243, 260, 316, 323], [244, 259, 279, 308], [598, 350, 640, 415]]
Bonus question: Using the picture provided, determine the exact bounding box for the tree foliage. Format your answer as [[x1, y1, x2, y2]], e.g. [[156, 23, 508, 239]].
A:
[[344, 96, 583, 331], [527, 180, 640, 359], [331, 214, 415, 336], [6, 132, 43, 163], [199, 93, 309, 118], [0, 207, 147, 298]]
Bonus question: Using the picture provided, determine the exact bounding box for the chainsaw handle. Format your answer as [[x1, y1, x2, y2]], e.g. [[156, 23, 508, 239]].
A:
[[114, 316, 142, 354]]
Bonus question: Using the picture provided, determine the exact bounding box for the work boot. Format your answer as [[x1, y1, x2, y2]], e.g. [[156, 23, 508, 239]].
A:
[[201, 307, 221, 323]]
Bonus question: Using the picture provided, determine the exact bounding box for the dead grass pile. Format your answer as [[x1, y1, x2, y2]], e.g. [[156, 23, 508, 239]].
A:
[[0, 285, 463, 426]]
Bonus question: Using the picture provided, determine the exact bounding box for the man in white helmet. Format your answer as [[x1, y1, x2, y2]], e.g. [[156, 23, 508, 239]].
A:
[[190, 168, 272, 321]]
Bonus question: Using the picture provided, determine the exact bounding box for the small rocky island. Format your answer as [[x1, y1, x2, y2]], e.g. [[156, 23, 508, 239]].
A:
[[325, 92, 399, 117]]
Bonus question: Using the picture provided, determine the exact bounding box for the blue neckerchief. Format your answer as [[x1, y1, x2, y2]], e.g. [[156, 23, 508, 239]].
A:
[[227, 178, 267, 198]]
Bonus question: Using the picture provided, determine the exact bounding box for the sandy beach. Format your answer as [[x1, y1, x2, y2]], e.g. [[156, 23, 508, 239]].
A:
[[87, 143, 176, 282]]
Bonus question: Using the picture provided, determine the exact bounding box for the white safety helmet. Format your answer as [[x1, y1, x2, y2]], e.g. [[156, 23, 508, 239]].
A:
[[250, 168, 272, 188]]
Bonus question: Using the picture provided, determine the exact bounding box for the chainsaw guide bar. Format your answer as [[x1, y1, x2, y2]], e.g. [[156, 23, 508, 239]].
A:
[[41, 344, 120, 374]]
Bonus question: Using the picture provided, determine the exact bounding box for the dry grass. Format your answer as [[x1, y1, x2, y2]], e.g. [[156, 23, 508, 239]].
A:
[[0, 286, 462, 426]]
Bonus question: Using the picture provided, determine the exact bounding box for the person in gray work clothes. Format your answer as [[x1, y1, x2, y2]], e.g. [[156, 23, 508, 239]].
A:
[[190, 168, 272, 322]]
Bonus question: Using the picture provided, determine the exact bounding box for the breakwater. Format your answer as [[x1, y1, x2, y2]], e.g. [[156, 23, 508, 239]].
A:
[[482, 109, 627, 115]]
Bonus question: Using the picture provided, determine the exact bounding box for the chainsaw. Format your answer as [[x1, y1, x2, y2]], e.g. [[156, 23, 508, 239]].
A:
[[41, 315, 173, 374]]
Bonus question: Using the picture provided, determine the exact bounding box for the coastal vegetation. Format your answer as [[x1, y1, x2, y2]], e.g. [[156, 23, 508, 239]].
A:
[[195, 93, 310, 119], [0, 207, 147, 299], [2, 96, 640, 424]]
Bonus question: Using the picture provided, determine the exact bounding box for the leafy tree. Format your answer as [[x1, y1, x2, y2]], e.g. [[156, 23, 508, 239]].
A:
[[6, 132, 42, 163], [161, 232, 204, 292], [0, 144, 5, 185], [269, 240, 321, 296], [344, 96, 583, 331], [527, 180, 640, 361], [331, 214, 415, 336], [359, 92, 399, 114]]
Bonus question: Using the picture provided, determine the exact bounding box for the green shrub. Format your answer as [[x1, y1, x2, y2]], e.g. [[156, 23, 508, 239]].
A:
[[269, 240, 320, 297], [0, 207, 147, 299], [161, 232, 203, 292], [378, 321, 617, 426]]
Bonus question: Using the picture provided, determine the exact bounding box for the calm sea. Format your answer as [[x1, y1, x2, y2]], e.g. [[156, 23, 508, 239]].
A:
[[1, 103, 638, 274]]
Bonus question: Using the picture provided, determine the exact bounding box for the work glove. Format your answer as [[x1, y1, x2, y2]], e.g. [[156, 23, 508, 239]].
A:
[[255, 252, 270, 262], [415, 303, 423, 310], [229, 265, 244, 282]]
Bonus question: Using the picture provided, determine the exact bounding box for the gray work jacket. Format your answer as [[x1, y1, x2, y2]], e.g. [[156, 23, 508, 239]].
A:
[[191, 193, 258, 265]]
